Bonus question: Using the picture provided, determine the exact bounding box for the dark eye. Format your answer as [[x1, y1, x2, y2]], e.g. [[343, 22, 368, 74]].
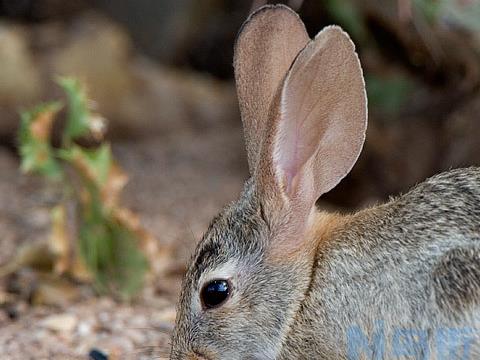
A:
[[200, 279, 230, 309]]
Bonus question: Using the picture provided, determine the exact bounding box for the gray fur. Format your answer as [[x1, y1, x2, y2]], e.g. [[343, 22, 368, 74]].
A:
[[171, 168, 480, 359], [170, 5, 480, 359], [280, 167, 480, 359], [172, 179, 310, 359]]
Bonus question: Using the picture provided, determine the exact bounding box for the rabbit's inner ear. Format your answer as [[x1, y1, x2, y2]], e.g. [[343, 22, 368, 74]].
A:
[[234, 5, 309, 173], [257, 26, 366, 258], [273, 26, 367, 207]]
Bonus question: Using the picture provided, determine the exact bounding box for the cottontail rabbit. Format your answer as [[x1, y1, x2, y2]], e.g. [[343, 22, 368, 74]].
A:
[[171, 4, 480, 359]]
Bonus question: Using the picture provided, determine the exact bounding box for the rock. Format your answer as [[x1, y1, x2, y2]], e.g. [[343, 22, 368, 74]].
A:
[[52, 14, 239, 137], [77, 320, 93, 337], [40, 313, 78, 333], [0, 25, 41, 101], [0, 13, 238, 139], [0, 24, 42, 136], [48, 12, 237, 138]]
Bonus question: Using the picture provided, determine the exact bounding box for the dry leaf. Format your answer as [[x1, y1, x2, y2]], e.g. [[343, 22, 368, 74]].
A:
[[49, 205, 70, 274], [0, 241, 53, 277], [113, 207, 160, 265], [30, 107, 58, 142], [32, 274, 81, 306], [69, 256, 93, 283], [103, 162, 128, 210]]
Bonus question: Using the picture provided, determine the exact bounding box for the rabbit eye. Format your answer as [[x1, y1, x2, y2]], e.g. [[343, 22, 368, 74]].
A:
[[200, 279, 230, 309]]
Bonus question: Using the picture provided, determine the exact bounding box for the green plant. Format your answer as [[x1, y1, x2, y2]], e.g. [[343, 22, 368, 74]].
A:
[[18, 77, 149, 300]]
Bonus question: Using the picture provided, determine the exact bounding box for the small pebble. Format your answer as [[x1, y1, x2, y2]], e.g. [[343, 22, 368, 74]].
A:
[[89, 348, 108, 360], [40, 313, 78, 333], [77, 321, 92, 336]]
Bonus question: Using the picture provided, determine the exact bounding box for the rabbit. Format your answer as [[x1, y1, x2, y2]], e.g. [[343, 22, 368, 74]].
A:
[[170, 4, 480, 360]]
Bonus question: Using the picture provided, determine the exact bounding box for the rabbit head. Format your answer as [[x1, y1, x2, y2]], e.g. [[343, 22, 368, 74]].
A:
[[171, 4, 367, 360]]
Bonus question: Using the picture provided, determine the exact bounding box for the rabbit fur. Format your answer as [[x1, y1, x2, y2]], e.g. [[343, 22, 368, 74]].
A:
[[171, 4, 480, 359]]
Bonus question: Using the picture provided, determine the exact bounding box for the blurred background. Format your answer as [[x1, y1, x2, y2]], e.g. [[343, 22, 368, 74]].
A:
[[0, 0, 479, 358]]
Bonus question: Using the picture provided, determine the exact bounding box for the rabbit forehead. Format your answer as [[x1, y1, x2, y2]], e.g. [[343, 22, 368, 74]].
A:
[[187, 181, 267, 286]]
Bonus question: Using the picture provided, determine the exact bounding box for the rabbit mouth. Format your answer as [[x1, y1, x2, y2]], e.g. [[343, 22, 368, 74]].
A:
[[191, 350, 211, 360]]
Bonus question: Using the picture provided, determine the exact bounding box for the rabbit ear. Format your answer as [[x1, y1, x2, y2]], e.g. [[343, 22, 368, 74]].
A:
[[274, 26, 367, 201], [234, 5, 309, 173], [259, 26, 367, 256]]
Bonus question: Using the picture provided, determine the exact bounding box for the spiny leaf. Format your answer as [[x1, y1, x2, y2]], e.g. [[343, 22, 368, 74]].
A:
[[79, 205, 148, 300], [59, 144, 112, 187], [57, 77, 90, 143], [60, 144, 145, 299], [60, 144, 128, 210], [19, 102, 63, 179], [16, 76, 152, 301]]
